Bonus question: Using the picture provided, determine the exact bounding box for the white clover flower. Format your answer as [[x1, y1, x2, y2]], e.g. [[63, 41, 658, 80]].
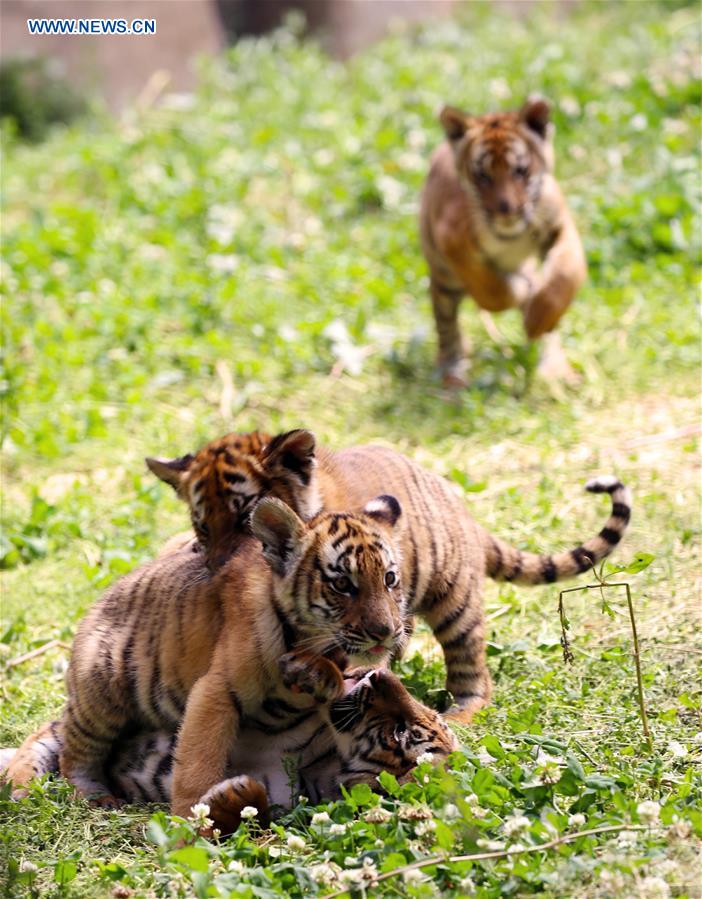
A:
[[311, 811, 331, 825], [458, 875, 476, 894], [286, 834, 306, 851], [227, 860, 245, 874], [188, 802, 213, 829], [359, 858, 379, 886], [476, 838, 506, 851], [339, 869, 363, 886], [616, 829, 639, 848], [364, 806, 392, 824], [657, 859, 679, 877], [403, 867, 428, 883], [637, 800, 661, 825], [189, 802, 210, 819], [568, 813, 586, 827], [667, 740, 688, 758], [599, 868, 625, 890], [503, 814, 531, 837], [398, 803, 433, 821], [561, 96, 581, 117], [416, 752, 434, 766], [310, 862, 341, 886], [240, 806, 258, 820], [206, 254, 239, 274], [667, 819, 691, 840], [19, 860, 38, 874], [442, 803, 461, 821], [414, 820, 437, 837], [639, 876, 671, 899], [537, 762, 562, 785], [329, 823, 347, 836]]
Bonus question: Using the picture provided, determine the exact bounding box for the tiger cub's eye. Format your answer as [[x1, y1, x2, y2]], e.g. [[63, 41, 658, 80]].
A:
[[514, 165, 529, 179], [384, 570, 397, 588], [332, 575, 353, 594]]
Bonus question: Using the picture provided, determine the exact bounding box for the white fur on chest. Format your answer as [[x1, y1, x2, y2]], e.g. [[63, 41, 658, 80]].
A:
[[229, 714, 336, 808], [477, 227, 539, 273]]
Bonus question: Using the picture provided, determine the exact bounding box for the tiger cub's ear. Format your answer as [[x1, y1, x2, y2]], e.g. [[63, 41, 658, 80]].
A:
[[145, 454, 195, 493], [251, 498, 306, 577], [439, 105, 471, 142], [519, 96, 551, 139], [362, 495, 402, 530], [262, 429, 317, 487]]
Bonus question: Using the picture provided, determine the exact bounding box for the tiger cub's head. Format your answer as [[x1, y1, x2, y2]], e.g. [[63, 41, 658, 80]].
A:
[[440, 96, 554, 240], [146, 429, 320, 570], [328, 669, 458, 783], [251, 496, 407, 666]]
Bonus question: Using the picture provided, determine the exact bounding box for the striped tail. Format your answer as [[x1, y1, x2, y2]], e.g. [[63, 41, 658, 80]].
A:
[[484, 476, 632, 585]]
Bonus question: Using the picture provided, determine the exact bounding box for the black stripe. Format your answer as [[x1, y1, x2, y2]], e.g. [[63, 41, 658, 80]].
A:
[[272, 600, 297, 651], [504, 553, 523, 582], [488, 539, 503, 578], [441, 619, 481, 652], [541, 556, 557, 583], [588, 480, 623, 494], [244, 710, 316, 734], [599, 527, 622, 545], [261, 697, 301, 718], [223, 471, 247, 484], [611, 502, 631, 521], [571, 546, 596, 573], [434, 602, 468, 638], [229, 689, 243, 717]]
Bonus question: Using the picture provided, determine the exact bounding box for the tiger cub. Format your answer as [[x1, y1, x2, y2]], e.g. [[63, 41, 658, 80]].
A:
[[3, 661, 456, 827], [53, 492, 408, 834], [420, 96, 587, 386], [154, 430, 632, 726], [146, 428, 319, 570]]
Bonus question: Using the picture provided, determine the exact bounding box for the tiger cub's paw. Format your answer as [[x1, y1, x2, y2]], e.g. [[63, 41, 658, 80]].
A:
[[200, 775, 270, 836], [278, 652, 345, 704]]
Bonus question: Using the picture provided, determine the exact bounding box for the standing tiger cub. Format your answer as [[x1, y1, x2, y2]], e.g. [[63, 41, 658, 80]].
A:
[[420, 96, 587, 387]]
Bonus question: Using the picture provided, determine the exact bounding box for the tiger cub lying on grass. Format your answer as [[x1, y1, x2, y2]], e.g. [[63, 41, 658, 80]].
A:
[[4, 659, 456, 833], [150, 428, 632, 725]]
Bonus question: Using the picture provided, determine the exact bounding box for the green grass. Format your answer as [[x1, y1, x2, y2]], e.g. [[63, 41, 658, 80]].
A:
[[2, 2, 701, 896]]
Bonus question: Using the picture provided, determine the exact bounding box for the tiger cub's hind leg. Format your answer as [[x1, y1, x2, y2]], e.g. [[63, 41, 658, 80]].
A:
[[430, 279, 469, 388], [422, 578, 492, 725], [59, 687, 128, 807]]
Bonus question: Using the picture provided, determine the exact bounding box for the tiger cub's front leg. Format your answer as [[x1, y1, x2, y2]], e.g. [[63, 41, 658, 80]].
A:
[[278, 651, 346, 703], [171, 669, 269, 835]]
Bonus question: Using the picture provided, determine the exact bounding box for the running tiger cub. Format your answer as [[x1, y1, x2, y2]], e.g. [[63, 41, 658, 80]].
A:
[[420, 96, 587, 386], [3, 662, 456, 828], [54, 493, 408, 832], [155, 430, 632, 728]]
